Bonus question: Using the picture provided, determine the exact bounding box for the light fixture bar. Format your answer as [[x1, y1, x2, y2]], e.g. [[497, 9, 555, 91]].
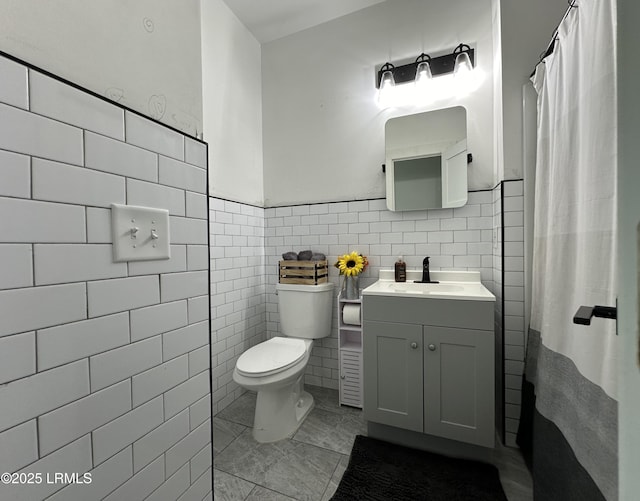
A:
[[376, 46, 475, 88]]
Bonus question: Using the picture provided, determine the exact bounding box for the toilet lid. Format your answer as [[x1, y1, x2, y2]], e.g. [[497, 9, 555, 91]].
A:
[[236, 337, 307, 377]]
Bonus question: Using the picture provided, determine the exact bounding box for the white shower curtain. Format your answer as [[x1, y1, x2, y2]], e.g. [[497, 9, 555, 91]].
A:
[[521, 0, 618, 499]]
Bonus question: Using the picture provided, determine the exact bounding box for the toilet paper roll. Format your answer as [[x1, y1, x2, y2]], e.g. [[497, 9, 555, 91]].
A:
[[343, 304, 361, 326]]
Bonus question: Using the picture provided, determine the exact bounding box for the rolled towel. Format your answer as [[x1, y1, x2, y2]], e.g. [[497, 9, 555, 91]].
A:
[[311, 252, 326, 261], [282, 251, 298, 261], [297, 250, 313, 261]]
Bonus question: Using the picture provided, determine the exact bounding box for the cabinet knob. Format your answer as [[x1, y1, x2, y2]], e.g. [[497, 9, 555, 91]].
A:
[[341, 375, 346, 379], [428, 344, 436, 351], [410, 342, 418, 349]]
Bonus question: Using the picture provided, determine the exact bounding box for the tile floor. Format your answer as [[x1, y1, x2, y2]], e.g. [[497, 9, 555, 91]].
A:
[[213, 385, 532, 501]]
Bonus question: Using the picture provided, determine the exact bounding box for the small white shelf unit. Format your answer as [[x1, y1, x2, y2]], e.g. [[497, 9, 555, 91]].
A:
[[338, 292, 363, 408]]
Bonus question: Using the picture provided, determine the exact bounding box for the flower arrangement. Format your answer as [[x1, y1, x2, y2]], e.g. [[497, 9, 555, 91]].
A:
[[334, 251, 369, 276]]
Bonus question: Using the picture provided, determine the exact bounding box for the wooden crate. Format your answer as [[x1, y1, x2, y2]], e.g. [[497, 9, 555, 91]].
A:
[[279, 260, 328, 285]]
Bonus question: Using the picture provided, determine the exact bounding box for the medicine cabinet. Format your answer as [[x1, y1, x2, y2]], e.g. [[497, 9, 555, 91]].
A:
[[385, 106, 468, 211]]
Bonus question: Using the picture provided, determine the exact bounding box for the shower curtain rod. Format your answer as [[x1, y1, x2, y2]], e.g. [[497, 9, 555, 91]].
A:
[[530, 0, 578, 77]]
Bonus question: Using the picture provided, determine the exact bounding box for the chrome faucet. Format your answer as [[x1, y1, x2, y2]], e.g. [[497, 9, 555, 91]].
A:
[[415, 256, 439, 284]]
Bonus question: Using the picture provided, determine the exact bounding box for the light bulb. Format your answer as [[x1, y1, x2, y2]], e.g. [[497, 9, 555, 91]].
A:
[[379, 70, 395, 91], [413, 60, 433, 104], [453, 52, 473, 78], [415, 61, 432, 87], [377, 70, 395, 106]]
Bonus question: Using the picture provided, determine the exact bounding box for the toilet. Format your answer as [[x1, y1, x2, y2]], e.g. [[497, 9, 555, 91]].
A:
[[233, 282, 334, 443]]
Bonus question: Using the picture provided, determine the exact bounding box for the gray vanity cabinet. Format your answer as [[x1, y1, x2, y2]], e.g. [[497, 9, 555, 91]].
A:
[[363, 295, 495, 448]]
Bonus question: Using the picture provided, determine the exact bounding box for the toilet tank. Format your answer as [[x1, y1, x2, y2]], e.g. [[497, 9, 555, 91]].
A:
[[276, 282, 334, 339]]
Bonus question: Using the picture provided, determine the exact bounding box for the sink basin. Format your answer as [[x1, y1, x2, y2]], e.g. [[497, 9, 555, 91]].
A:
[[362, 270, 495, 302], [387, 282, 465, 294]]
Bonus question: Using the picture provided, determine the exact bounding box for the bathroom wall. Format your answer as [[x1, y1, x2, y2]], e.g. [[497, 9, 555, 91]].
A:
[[263, 192, 498, 389], [0, 0, 203, 137], [210, 187, 527, 450], [252, 183, 525, 445], [0, 54, 212, 500], [256, 1, 556, 440], [201, 0, 531, 446], [262, 0, 496, 206], [2, 0, 268, 206], [493, 182, 504, 441], [201, 0, 264, 206], [501, 180, 526, 446], [209, 198, 267, 415], [199, 0, 561, 206]]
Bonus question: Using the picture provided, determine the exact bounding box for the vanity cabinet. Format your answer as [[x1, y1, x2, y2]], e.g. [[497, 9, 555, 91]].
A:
[[363, 295, 495, 448]]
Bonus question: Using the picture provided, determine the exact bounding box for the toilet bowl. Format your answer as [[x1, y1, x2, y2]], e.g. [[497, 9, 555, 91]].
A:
[[234, 337, 314, 442], [233, 282, 334, 443]]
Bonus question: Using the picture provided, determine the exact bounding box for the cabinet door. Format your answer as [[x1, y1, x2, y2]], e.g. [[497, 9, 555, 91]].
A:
[[424, 326, 495, 447], [363, 320, 423, 432], [339, 350, 362, 408]]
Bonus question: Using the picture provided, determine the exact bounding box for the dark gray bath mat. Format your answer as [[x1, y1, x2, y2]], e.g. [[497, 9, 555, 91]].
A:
[[331, 435, 508, 501]]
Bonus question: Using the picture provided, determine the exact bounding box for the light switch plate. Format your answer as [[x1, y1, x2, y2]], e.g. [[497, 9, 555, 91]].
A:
[[111, 204, 170, 262]]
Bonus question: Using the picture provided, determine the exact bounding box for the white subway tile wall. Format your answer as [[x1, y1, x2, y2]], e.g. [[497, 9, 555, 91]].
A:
[[0, 150, 30, 198], [0, 54, 211, 500], [493, 183, 505, 442], [28, 71, 125, 141], [209, 199, 267, 414], [502, 180, 525, 447], [0, 101, 84, 165], [264, 192, 498, 390], [0, 56, 29, 109], [209, 183, 527, 448], [0, 420, 38, 474]]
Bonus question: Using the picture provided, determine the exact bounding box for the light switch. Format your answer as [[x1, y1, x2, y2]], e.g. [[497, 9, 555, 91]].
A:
[[111, 204, 170, 262]]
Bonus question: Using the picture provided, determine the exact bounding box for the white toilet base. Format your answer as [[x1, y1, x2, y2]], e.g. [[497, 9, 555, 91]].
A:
[[252, 376, 315, 443]]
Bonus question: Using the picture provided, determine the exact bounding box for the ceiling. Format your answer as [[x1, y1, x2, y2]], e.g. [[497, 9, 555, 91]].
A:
[[222, 0, 386, 44]]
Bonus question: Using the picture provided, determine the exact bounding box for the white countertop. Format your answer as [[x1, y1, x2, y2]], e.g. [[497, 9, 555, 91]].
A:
[[362, 270, 496, 302]]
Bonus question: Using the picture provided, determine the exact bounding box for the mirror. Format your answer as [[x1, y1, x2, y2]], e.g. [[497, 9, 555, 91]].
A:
[[385, 106, 468, 211]]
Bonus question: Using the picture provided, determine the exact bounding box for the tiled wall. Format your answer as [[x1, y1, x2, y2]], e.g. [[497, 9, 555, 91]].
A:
[[492, 180, 527, 446], [502, 180, 526, 447], [210, 185, 527, 447], [493, 183, 504, 442], [209, 199, 266, 415], [263, 192, 498, 389], [0, 54, 212, 500]]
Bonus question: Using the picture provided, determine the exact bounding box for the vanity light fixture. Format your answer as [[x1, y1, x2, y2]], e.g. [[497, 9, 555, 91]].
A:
[[376, 43, 475, 105]]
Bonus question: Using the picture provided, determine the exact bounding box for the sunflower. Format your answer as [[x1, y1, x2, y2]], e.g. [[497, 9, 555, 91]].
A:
[[335, 251, 366, 276]]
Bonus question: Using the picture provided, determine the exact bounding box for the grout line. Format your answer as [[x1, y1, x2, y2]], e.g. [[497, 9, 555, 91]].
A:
[[122, 107, 127, 143], [81, 128, 86, 167], [29, 155, 33, 200], [25, 65, 31, 111], [35, 417, 41, 459], [87, 349, 93, 394], [90, 430, 95, 468]]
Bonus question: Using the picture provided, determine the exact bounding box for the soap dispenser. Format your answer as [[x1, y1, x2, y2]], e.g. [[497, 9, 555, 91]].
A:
[[394, 256, 406, 282]]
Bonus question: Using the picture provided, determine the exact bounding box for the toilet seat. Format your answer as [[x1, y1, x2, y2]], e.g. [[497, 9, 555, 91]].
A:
[[236, 337, 307, 377]]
